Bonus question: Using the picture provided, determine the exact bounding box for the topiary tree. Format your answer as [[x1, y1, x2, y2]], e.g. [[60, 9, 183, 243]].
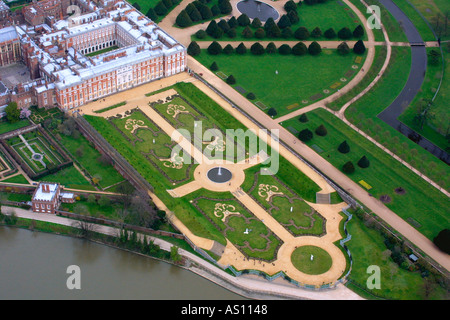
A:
[[210, 61, 219, 71], [264, 18, 276, 32], [246, 92, 256, 100], [338, 140, 350, 153], [267, 24, 281, 38], [284, 0, 297, 12], [434, 229, 450, 254], [315, 124, 327, 136], [342, 161, 355, 174], [132, 2, 141, 11], [251, 17, 262, 28], [292, 42, 307, 55], [281, 27, 293, 38], [237, 13, 250, 26], [311, 27, 322, 38], [223, 44, 234, 54], [337, 42, 350, 55], [146, 8, 158, 21], [357, 155, 370, 168], [294, 26, 309, 40], [154, 1, 168, 16], [353, 39, 366, 54], [228, 16, 238, 28], [187, 5, 202, 22], [266, 42, 277, 54], [298, 128, 313, 142], [187, 41, 201, 56], [299, 113, 308, 123], [338, 27, 352, 39], [195, 29, 207, 39], [218, 19, 230, 32], [236, 42, 247, 54], [324, 27, 336, 39], [287, 10, 299, 25], [353, 25, 364, 38], [278, 44, 291, 55], [198, 3, 213, 20], [218, 0, 232, 14], [268, 107, 278, 117], [242, 25, 253, 38], [226, 74, 236, 84], [211, 4, 221, 16], [250, 42, 265, 55], [255, 27, 266, 39], [308, 41, 321, 55], [176, 10, 193, 27], [226, 28, 237, 38], [207, 41, 222, 55], [277, 14, 292, 29]]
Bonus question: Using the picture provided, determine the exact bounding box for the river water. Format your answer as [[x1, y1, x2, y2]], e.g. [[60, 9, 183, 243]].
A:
[[0, 227, 244, 300]]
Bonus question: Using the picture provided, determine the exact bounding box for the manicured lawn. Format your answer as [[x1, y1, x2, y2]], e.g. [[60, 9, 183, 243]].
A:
[[407, 0, 450, 41], [196, 49, 365, 118], [282, 108, 450, 240], [37, 165, 95, 190], [58, 131, 124, 189], [0, 119, 31, 135], [0, 174, 29, 184], [346, 211, 448, 299], [291, 245, 332, 275], [85, 46, 119, 57]]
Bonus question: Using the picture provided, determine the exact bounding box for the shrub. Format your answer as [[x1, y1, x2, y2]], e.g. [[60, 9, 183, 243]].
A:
[[228, 16, 238, 28], [226, 28, 236, 38], [434, 229, 450, 254], [298, 113, 308, 123], [255, 27, 266, 39], [428, 49, 440, 66], [338, 140, 350, 153], [284, 0, 297, 12], [278, 44, 291, 55], [237, 13, 250, 26], [268, 108, 278, 117], [218, 19, 230, 32], [287, 10, 299, 25], [342, 161, 355, 174], [353, 39, 366, 54], [277, 15, 292, 29], [187, 41, 200, 56], [223, 44, 234, 54], [281, 27, 293, 38], [176, 10, 193, 27], [357, 155, 370, 168], [146, 8, 158, 21], [211, 4, 220, 16], [207, 41, 222, 55], [337, 42, 350, 55], [195, 29, 207, 39], [267, 24, 281, 38], [246, 92, 256, 100], [266, 42, 277, 54], [264, 18, 276, 31], [242, 26, 253, 38], [226, 75, 236, 84], [198, 3, 213, 20], [218, 0, 232, 14], [324, 28, 336, 39], [251, 17, 262, 28], [250, 42, 265, 55], [315, 124, 327, 136], [308, 41, 321, 55], [154, 1, 168, 16], [210, 61, 219, 71], [311, 27, 322, 38], [236, 42, 247, 54], [298, 129, 313, 142], [353, 25, 364, 38], [294, 26, 309, 40], [292, 42, 307, 55], [338, 27, 352, 39]]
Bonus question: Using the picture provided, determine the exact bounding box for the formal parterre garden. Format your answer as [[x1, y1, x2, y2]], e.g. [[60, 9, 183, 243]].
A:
[[84, 82, 334, 266]]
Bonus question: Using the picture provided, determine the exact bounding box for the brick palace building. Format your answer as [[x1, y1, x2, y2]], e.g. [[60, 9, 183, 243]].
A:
[[0, 0, 186, 113]]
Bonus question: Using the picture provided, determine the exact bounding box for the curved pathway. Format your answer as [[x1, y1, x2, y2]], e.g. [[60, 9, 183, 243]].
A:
[[375, 0, 449, 164]]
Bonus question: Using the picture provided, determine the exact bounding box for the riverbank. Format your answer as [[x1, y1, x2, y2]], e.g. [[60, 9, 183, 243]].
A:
[[0, 206, 363, 300]]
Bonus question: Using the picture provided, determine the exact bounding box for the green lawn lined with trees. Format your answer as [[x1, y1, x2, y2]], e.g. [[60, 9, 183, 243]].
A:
[[282, 108, 449, 241], [195, 48, 365, 118]]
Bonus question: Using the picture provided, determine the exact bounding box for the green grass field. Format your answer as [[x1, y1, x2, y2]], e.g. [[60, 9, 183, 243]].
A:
[[291, 245, 333, 275], [196, 49, 365, 118], [0, 119, 31, 135], [282, 108, 449, 240], [392, 0, 437, 41]]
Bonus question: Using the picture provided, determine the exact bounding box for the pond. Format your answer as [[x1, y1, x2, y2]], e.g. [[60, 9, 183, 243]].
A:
[[236, 0, 280, 22]]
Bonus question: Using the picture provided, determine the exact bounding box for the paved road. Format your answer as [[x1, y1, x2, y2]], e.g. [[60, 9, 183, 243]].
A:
[[376, 0, 450, 164]]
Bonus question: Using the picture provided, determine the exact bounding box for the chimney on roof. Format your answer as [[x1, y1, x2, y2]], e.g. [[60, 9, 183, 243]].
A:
[[42, 184, 50, 193]]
